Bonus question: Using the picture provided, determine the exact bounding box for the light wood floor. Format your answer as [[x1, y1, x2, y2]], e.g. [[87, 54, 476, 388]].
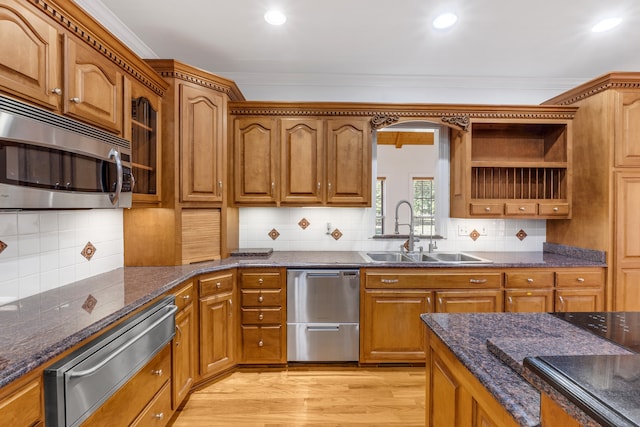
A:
[[171, 367, 425, 426]]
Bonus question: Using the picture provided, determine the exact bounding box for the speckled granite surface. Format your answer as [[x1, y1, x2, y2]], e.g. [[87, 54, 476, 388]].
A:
[[421, 312, 634, 427], [0, 249, 604, 390]]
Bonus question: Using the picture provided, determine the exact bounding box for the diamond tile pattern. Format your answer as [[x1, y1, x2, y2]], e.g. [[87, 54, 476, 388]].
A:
[[81, 242, 96, 260]]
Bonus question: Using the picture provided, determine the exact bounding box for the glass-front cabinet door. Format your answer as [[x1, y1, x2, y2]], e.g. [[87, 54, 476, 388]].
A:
[[128, 81, 161, 205]]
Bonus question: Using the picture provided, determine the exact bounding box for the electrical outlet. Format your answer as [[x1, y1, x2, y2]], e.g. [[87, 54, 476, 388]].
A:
[[457, 225, 469, 236], [479, 226, 488, 236]]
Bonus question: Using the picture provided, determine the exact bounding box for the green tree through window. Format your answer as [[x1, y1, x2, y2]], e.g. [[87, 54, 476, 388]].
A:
[[413, 177, 435, 235]]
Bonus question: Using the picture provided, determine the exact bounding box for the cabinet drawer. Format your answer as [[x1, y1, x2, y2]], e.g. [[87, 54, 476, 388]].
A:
[[241, 289, 283, 306], [240, 271, 283, 289], [241, 325, 284, 363], [505, 271, 554, 288], [241, 307, 283, 324], [200, 272, 234, 297], [174, 282, 194, 312], [505, 202, 537, 215], [0, 377, 42, 427], [130, 381, 171, 427], [556, 270, 604, 288], [538, 203, 570, 216], [470, 203, 503, 216], [365, 270, 502, 289]]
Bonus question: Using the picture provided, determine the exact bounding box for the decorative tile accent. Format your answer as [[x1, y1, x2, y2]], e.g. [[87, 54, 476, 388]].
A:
[[516, 229, 528, 241], [298, 218, 310, 230], [331, 229, 343, 240], [0, 240, 6, 255], [82, 294, 98, 314], [470, 229, 481, 241], [81, 242, 96, 260], [403, 240, 410, 251], [268, 228, 280, 240]]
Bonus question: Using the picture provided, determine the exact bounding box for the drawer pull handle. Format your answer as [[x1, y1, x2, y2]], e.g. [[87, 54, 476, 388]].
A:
[[381, 279, 399, 284], [507, 296, 513, 308], [175, 325, 182, 346], [182, 294, 191, 300], [469, 279, 487, 284], [527, 278, 534, 283], [427, 297, 432, 312], [51, 87, 62, 95], [559, 295, 566, 311], [152, 369, 163, 376], [258, 295, 264, 303], [258, 339, 264, 347], [258, 313, 264, 321], [153, 413, 164, 420], [577, 277, 585, 283]]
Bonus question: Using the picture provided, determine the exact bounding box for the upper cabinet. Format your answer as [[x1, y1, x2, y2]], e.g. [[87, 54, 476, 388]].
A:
[[230, 107, 372, 207], [0, 0, 166, 137], [449, 111, 576, 219], [614, 90, 640, 167]]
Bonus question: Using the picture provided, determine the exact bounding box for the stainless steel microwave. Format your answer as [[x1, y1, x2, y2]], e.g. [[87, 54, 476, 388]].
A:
[[0, 95, 133, 209]]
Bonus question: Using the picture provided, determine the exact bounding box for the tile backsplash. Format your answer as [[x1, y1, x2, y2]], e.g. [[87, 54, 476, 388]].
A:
[[0, 210, 123, 303], [239, 207, 546, 253]]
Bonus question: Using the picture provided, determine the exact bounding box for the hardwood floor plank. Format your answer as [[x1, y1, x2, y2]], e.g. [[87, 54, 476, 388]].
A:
[[171, 368, 425, 426]]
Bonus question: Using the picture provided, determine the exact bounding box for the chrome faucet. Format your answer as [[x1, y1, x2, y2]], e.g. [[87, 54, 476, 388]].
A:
[[394, 200, 416, 253]]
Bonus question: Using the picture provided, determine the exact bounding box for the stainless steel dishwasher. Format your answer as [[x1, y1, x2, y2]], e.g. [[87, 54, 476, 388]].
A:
[[287, 269, 359, 362]]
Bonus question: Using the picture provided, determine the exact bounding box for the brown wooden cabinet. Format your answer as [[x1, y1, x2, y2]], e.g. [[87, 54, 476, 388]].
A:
[[361, 268, 503, 363], [504, 270, 555, 312], [198, 271, 236, 379], [231, 113, 372, 207], [555, 269, 605, 312], [0, 0, 60, 110], [238, 268, 287, 364], [450, 117, 574, 219], [126, 79, 162, 205], [0, 372, 42, 427], [171, 281, 195, 408]]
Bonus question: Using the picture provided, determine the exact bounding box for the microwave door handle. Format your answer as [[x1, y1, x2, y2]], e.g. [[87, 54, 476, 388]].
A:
[[108, 148, 123, 205]]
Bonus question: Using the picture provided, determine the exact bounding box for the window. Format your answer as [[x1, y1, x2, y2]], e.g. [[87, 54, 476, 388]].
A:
[[412, 177, 435, 235], [375, 177, 386, 235]]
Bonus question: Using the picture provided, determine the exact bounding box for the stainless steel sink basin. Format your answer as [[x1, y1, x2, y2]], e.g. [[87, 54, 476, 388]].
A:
[[361, 251, 492, 264]]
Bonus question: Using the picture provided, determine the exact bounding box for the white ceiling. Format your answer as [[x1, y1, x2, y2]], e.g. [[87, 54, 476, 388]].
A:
[[78, 0, 640, 104]]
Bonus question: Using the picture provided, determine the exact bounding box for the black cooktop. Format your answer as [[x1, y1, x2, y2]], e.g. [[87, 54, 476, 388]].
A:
[[552, 311, 640, 353]]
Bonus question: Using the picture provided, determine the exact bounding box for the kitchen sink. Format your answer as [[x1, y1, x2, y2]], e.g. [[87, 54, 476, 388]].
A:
[[361, 251, 492, 264]]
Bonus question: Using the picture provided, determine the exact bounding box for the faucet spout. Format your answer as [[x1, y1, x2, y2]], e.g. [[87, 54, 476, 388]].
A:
[[394, 200, 415, 252]]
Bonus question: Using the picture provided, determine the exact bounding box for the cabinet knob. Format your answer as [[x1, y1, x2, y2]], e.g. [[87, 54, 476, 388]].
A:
[[577, 277, 585, 283], [258, 278, 264, 285], [484, 207, 491, 212], [553, 207, 559, 212], [519, 206, 526, 211], [469, 278, 487, 284], [70, 97, 80, 104], [216, 282, 221, 289], [317, 182, 321, 191], [527, 278, 534, 283], [258, 339, 264, 347], [152, 369, 163, 376], [182, 294, 190, 300], [258, 313, 264, 321], [153, 413, 164, 420], [51, 87, 62, 95], [258, 295, 264, 303]]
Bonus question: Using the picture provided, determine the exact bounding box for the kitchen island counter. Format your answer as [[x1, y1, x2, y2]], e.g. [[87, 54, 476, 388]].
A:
[[421, 312, 636, 426]]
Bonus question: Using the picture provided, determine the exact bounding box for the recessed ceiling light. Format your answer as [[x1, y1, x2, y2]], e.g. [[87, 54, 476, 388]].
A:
[[264, 10, 287, 26], [432, 13, 458, 30], [591, 17, 622, 32]]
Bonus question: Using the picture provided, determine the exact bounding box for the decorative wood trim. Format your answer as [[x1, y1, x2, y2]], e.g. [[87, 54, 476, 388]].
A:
[[28, 0, 168, 96], [370, 114, 400, 129], [441, 115, 470, 131], [229, 101, 578, 121], [543, 72, 640, 105]]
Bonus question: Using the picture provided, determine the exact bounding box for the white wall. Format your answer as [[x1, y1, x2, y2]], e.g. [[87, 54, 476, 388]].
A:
[[0, 210, 124, 303]]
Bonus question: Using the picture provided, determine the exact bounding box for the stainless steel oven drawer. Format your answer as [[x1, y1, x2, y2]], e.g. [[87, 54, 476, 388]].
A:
[[287, 323, 359, 362]]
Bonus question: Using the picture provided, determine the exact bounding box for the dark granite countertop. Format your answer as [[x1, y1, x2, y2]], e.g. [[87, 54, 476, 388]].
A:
[[0, 246, 605, 390], [420, 312, 633, 427]]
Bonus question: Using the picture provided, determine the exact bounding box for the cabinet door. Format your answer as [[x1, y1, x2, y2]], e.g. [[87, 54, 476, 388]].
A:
[[199, 292, 234, 377], [614, 91, 640, 167], [0, 0, 60, 109], [64, 35, 123, 134], [180, 84, 225, 203], [280, 118, 324, 204], [361, 290, 431, 363], [233, 117, 279, 204], [128, 81, 162, 205], [240, 325, 284, 363], [505, 289, 554, 312], [172, 303, 194, 408], [0, 376, 42, 427], [615, 173, 640, 310], [326, 118, 371, 205], [427, 348, 470, 427], [435, 290, 503, 313], [555, 289, 604, 312]]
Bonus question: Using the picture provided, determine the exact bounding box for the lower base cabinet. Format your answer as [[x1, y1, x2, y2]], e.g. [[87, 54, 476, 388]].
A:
[[0, 373, 42, 427]]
